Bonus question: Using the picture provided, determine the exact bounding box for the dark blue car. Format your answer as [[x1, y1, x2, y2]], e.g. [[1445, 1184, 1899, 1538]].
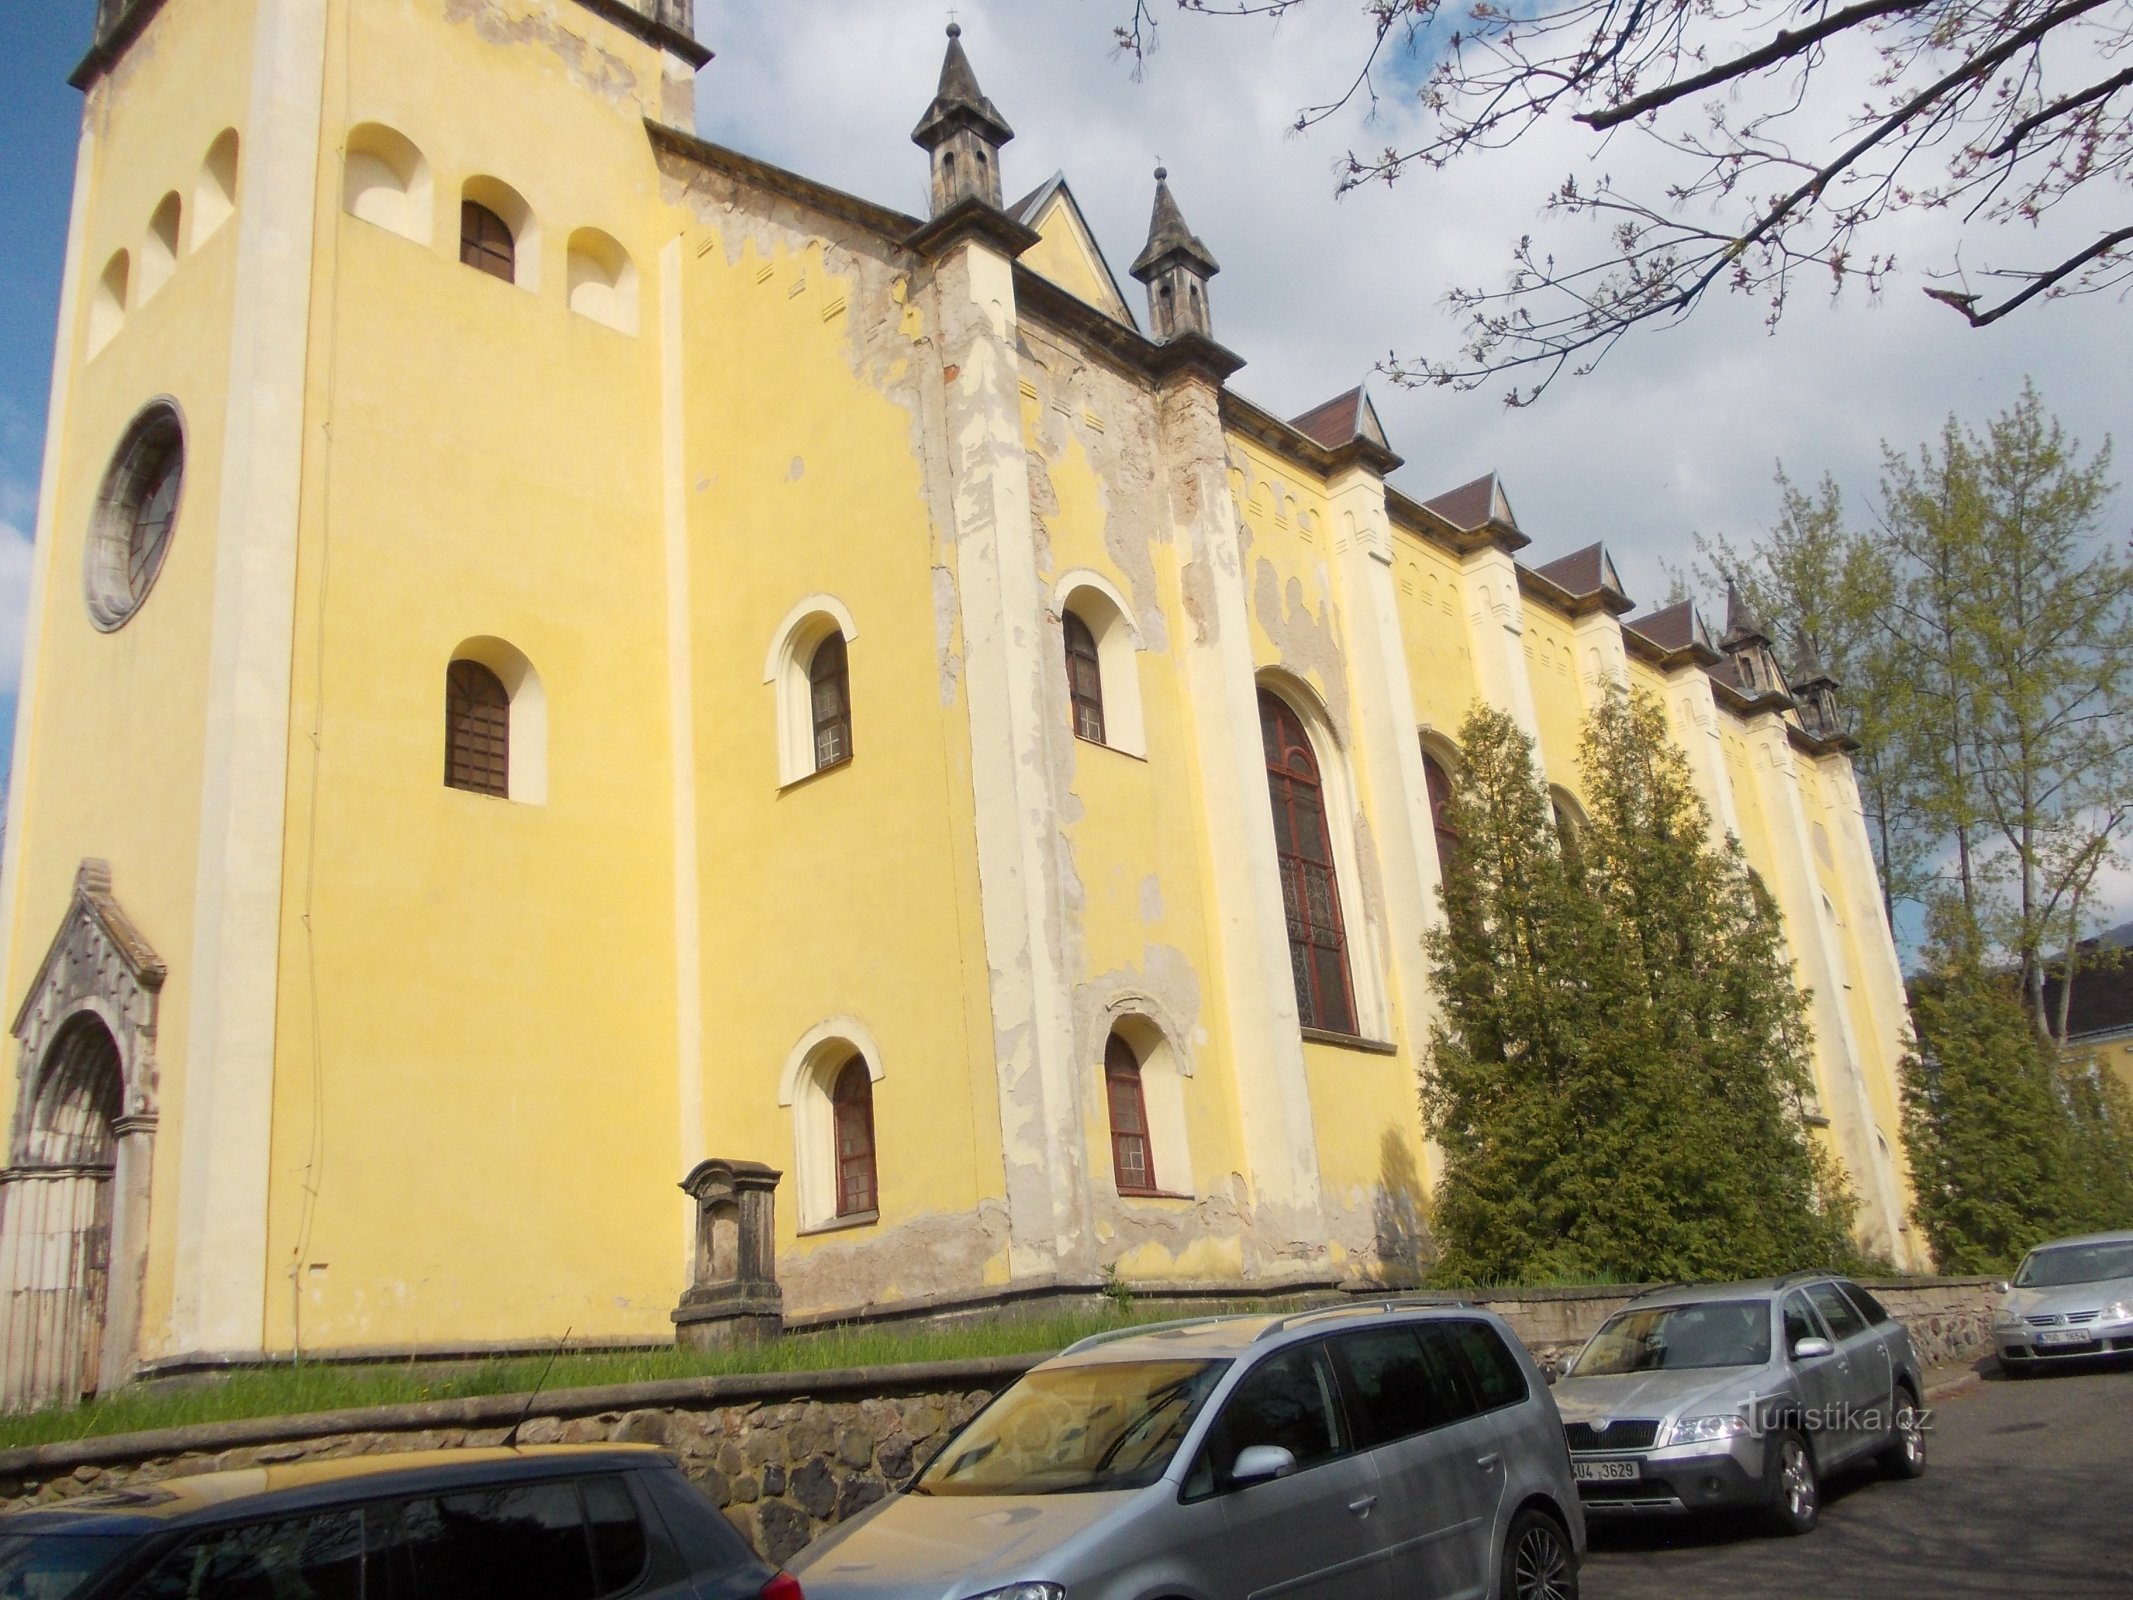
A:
[[0, 1443, 799, 1600]]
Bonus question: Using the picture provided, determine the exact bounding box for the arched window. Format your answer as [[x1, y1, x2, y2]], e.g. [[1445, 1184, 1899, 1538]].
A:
[[831, 1056, 877, 1219], [809, 632, 852, 770], [1423, 749, 1460, 881], [1260, 689, 1355, 1035], [1550, 787, 1587, 875], [85, 400, 184, 630], [1064, 610, 1105, 744], [460, 200, 515, 281], [344, 124, 428, 245], [445, 659, 510, 796], [1105, 1034, 1156, 1195]]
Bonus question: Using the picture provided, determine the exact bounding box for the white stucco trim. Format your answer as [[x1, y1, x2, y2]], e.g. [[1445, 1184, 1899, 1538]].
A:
[[659, 239, 703, 1253], [172, 0, 330, 1358], [450, 636, 546, 805]]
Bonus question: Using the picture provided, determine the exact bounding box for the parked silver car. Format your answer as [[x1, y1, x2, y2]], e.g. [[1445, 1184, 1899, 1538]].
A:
[[790, 1302, 1585, 1600], [1549, 1274, 1926, 1534], [1992, 1229, 2133, 1374]]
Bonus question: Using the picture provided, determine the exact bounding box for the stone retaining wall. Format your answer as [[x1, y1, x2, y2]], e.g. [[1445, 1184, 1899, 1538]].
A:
[[0, 1278, 2000, 1564]]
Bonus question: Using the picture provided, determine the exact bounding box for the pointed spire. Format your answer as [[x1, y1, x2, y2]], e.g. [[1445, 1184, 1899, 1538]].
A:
[[1131, 167, 1219, 281], [1720, 575, 1771, 648], [912, 23, 1013, 214], [1130, 166, 1219, 341]]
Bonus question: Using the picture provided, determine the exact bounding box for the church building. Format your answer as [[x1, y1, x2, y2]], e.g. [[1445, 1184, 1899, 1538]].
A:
[[0, 0, 1923, 1410]]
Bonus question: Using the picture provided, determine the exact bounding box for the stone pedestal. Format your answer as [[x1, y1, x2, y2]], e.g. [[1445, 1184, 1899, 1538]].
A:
[[671, 1158, 784, 1348]]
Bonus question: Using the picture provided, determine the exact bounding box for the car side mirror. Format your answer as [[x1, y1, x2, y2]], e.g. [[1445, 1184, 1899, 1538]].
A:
[[1993, 1280, 2010, 1294], [1231, 1444, 1298, 1484], [1791, 1337, 1834, 1361]]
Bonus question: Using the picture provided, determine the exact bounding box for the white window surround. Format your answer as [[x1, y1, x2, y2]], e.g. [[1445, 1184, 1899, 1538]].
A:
[[88, 251, 128, 359], [140, 193, 182, 304], [1101, 1006, 1193, 1199], [449, 635, 546, 805], [192, 129, 239, 248], [763, 595, 859, 787], [461, 174, 539, 292], [778, 1016, 885, 1231], [566, 227, 638, 335], [1261, 671, 1391, 1041], [1051, 571, 1146, 758], [343, 123, 431, 246]]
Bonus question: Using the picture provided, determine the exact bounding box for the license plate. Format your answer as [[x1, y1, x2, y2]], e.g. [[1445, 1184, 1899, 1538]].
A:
[[1572, 1460, 1641, 1482], [2035, 1328, 2092, 1346]]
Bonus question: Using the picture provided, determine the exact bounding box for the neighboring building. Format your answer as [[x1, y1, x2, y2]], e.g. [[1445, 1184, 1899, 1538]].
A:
[[0, 0, 1923, 1410], [2045, 922, 2133, 1102]]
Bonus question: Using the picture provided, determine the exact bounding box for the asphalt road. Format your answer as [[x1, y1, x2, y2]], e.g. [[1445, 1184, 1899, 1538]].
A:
[[1581, 1363, 2133, 1598]]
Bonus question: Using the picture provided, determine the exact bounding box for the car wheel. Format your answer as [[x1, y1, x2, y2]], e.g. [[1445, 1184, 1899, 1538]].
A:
[[1499, 1507, 1577, 1600], [1763, 1429, 1819, 1536], [1876, 1386, 1927, 1479]]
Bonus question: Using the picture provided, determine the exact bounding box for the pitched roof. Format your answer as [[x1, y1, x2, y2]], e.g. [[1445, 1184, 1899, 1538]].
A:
[[1010, 171, 1136, 326], [1720, 577, 1772, 649], [912, 23, 1014, 147], [1129, 168, 1218, 280], [1288, 387, 1389, 452], [1530, 542, 1628, 604], [1420, 472, 1518, 535], [1625, 598, 1716, 656]]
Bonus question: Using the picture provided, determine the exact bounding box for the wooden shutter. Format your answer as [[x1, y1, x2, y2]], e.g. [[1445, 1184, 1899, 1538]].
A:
[[831, 1057, 876, 1217], [809, 633, 853, 770], [1105, 1034, 1155, 1194], [460, 200, 515, 281], [446, 659, 510, 797], [1064, 612, 1106, 744], [1260, 690, 1356, 1035]]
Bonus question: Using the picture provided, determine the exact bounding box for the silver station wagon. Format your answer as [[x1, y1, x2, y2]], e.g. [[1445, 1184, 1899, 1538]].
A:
[[791, 1302, 1585, 1600], [1549, 1274, 1926, 1534], [1992, 1230, 2133, 1373]]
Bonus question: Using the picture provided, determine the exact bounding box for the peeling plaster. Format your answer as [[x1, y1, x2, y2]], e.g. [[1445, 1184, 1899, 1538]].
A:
[[781, 1200, 1012, 1313], [1138, 875, 1162, 924], [444, 0, 643, 110]]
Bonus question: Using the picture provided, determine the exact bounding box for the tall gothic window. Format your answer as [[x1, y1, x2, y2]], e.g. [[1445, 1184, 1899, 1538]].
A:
[[809, 633, 852, 770], [445, 660, 510, 797], [1105, 1034, 1156, 1195], [1424, 750, 1460, 882], [459, 200, 514, 281], [1260, 690, 1355, 1035], [831, 1056, 876, 1218], [1064, 611, 1106, 744]]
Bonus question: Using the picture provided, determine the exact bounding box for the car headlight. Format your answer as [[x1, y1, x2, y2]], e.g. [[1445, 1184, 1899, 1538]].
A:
[[2103, 1299, 2133, 1323], [1992, 1306, 2023, 1327], [1665, 1414, 1750, 1447], [965, 1587, 1064, 1600]]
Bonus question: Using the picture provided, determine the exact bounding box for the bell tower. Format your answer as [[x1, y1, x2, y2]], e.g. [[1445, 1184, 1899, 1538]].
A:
[[1130, 167, 1219, 341], [912, 23, 1014, 214]]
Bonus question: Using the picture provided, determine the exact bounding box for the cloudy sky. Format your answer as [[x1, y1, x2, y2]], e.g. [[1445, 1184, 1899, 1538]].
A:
[[1, 1, 2125, 934]]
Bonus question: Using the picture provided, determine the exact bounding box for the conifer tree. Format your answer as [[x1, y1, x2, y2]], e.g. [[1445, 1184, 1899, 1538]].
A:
[[1899, 899, 2088, 1272], [1423, 691, 1855, 1283]]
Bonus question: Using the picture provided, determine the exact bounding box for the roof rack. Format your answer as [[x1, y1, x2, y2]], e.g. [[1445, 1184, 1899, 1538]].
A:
[[1250, 1294, 1474, 1343], [1057, 1314, 1260, 1357]]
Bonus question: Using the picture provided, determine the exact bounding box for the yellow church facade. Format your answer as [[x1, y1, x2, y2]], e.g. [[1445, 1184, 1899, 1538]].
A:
[[0, 0, 1922, 1410]]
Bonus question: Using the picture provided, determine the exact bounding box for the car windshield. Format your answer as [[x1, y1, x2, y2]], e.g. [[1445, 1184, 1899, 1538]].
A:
[[915, 1359, 1227, 1496], [0, 1532, 141, 1600], [1569, 1301, 1773, 1375], [2015, 1241, 2133, 1287]]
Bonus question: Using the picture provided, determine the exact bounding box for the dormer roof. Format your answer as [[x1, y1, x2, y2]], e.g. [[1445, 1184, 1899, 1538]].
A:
[[1421, 472, 1520, 538], [1289, 387, 1390, 452], [1010, 172, 1137, 326]]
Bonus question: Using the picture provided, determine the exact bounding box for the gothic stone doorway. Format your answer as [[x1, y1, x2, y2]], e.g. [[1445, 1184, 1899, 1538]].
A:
[[0, 862, 163, 1411]]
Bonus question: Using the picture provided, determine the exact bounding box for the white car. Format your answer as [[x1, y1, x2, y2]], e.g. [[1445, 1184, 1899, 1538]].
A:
[[1992, 1230, 2133, 1374]]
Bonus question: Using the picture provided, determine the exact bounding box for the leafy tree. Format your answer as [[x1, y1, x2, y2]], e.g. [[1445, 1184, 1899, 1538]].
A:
[[1703, 385, 2131, 1042], [1423, 693, 1854, 1282], [1116, 1, 2132, 401], [1899, 898, 2088, 1271]]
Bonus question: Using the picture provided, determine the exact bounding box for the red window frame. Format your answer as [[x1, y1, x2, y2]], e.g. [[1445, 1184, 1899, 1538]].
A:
[[1064, 611, 1106, 744], [1260, 690, 1356, 1035], [460, 200, 515, 281], [810, 633, 853, 771], [445, 659, 510, 797], [831, 1056, 876, 1218], [1105, 1034, 1156, 1195]]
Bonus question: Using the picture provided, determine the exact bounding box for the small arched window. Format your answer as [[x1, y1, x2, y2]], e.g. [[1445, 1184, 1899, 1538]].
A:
[[1550, 787, 1587, 876], [809, 633, 852, 770], [460, 200, 515, 281], [1261, 689, 1355, 1036], [445, 659, 510, 796], [1064, 610, 1106, 744], [831, 1056, 877, 1219], [1423, 750, 1460, 881], [1105, 1034, 1156, 1195]]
